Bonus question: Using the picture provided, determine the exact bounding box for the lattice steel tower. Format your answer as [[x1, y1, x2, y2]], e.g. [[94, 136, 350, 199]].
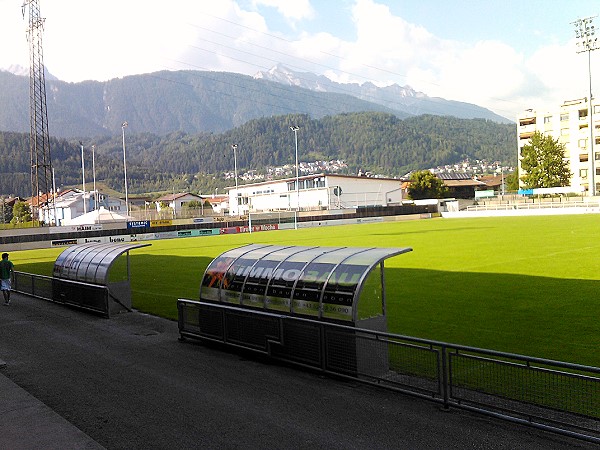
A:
[[22, 0, 52, 222]]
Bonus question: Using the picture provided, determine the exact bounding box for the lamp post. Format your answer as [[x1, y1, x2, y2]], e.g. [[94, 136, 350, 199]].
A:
[[121, 121, 129, 216], [289, 125, 300, 229], [79, 141, 87, 214], [573, 16, 599, 196], [52, 167, 58, 225], [91, 144, 97, 211], [231, 144, 238, 215]]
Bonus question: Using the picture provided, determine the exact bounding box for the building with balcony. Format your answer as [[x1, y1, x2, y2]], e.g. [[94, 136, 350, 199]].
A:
[[517, 98, 600, 195]]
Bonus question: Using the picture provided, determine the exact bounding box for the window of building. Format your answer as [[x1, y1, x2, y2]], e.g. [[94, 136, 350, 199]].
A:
[[579, 138, 588, 148], [580, 169, 588, 179], [287, 181, 295, 191], [543, 116, 552, 123], [580, 153, 589, 162], [596, 168, 600, 176], [580, 123, 588, 130], [560, 113, 569, 122], [314, 177, 325, 188], [595, 105, 600, 114], [560, 128, 569, 136], [579, 109, 588, 119]]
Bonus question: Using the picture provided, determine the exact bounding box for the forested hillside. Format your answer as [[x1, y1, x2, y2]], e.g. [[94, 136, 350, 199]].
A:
[[0, 70, 403, 138], [0, 112, 516, 197]]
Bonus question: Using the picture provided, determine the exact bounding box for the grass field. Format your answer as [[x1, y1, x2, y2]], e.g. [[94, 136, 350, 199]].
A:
[[10, 214, 600, 367]]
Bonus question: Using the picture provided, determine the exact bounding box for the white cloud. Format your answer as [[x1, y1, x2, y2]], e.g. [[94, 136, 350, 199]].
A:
[[252, 0, 315, 22], [1, 0, 597, 121]]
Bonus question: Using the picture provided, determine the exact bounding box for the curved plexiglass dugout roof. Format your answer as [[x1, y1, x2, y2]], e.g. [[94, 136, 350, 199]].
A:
[[53, 242, 151, 285], [200, 244, 412, 322]]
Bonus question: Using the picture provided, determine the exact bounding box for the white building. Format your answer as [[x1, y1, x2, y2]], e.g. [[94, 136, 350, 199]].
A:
[[155, 192, 204, 215], [517, 98, 600, 195], [228, 173, 404, 216], [39, 190, 127, 226]]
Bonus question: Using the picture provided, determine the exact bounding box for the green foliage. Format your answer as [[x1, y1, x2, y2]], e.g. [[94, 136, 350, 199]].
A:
[[408, 170, 448, 199], [505, 169, 519, 192], [11, 201, 31, 224], [520, 131, 572, 189], [184, 200, 203, 208], [0, 200, 13, 224], [0, 112, 516, 197]]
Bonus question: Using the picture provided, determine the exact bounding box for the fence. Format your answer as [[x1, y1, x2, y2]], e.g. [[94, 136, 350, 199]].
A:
[[13, 271, 112, 317], [466, 200, 600, 212], [178, 299, 600, 444]]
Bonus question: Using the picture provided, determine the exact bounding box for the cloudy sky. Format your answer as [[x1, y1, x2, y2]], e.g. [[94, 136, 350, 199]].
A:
[[1, 0, 599, 120]]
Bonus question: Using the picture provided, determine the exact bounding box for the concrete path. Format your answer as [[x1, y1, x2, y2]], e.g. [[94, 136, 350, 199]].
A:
[[0, 293, 596, 449]]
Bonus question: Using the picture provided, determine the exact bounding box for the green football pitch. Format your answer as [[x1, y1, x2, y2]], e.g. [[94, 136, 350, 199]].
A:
[[11, 214, 600, 367]]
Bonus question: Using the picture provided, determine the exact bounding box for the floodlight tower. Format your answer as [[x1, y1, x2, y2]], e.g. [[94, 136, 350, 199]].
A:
[[573, 16, 599, 196], [22, 0, 53, 224]]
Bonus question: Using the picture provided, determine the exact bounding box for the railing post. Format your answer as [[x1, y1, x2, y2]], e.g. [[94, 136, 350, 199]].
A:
[[441, 344, 450, 410]]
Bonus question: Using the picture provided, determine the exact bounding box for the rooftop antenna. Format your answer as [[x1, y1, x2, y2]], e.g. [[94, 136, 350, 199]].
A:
[[22, 0, 53, 225]]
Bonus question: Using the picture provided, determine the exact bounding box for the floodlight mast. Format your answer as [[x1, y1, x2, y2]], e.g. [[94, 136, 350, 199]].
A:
[[232, 144, 238, 215], [290, 125, 300, 230], [79, 141, 86, 214], [121, 122, 129, 216], [573, 16, 599, 196], [23, 0, 53, 225]]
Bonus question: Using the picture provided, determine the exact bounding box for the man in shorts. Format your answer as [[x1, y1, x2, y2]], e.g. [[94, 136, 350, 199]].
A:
[[0, 252, 14, 305]]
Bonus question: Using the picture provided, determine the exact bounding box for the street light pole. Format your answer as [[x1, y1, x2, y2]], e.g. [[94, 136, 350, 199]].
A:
[[573, 16, 599, 196], [290, 125, 300, 229], [232, 144, 238, 216], [79, 141, 87, 214], [91, 144, 97, 211], [121, 122, 129, 216], [52, 167, 58, 225]]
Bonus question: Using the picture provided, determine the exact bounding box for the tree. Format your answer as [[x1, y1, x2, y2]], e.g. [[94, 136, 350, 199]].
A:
[[407, 170, 448, 200], [0, 199, 13, 224], [11, 201, 32, 224], [520, 132, 572, 189], [505, 169, 520, 192]]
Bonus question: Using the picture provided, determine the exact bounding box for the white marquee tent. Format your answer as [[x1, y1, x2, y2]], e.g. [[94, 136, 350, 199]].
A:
[[62, 207, 132, 225]]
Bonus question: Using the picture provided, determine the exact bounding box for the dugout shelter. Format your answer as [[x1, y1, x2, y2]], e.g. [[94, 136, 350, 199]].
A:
[[178, 244, 412, 374], [52, 242, 151, 316]]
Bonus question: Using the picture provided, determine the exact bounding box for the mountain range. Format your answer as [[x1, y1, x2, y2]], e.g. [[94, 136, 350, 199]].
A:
[[0, 64, 511, 139], [254, 64, 510, 124]]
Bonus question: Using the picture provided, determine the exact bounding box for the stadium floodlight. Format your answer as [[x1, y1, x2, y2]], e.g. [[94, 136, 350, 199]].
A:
[[573, 16, 599, 195], [232, 144, 239, 215], [121, 122, 129, 216], [289, 125, 300, 229], [79, 141, 86, 214]]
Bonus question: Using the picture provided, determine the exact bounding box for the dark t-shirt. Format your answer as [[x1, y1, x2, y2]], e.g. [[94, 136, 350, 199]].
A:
[[0, 259, 14, 280]]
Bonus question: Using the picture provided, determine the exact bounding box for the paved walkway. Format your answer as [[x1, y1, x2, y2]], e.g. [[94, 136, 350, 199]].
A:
[[0, 293, 596, 449]]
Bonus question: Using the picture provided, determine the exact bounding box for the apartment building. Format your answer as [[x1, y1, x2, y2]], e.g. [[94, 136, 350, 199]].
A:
[[517, 98, 600, 195]]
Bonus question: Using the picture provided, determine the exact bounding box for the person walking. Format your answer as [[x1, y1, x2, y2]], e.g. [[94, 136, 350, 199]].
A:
[[0, 252, 14, 305]]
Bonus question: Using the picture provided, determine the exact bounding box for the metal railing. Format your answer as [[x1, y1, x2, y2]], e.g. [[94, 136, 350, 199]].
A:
[[177, 299, 600, 444], [466, 201, 600, 212], [13, 271, 111, 317]]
